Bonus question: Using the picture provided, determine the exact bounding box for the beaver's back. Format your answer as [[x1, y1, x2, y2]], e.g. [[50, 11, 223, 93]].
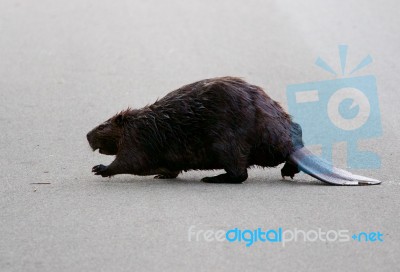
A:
[[145, 77, 295, 170]]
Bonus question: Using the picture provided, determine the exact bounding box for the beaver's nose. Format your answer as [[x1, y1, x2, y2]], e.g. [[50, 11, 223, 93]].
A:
[[86, 132, 91, 142]]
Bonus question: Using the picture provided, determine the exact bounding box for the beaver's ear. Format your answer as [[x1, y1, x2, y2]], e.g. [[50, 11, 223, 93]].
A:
[[115, 114, 125, 126]]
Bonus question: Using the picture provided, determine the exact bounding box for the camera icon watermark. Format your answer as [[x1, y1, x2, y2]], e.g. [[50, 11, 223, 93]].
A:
[[286, 45, 382, 169]]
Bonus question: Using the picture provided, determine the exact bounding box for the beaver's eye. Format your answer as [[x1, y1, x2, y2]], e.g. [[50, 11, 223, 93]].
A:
[[98, 125, 106, 130]]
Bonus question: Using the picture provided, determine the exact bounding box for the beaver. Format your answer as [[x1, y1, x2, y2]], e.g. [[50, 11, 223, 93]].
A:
[[87, 77, 380, 185]]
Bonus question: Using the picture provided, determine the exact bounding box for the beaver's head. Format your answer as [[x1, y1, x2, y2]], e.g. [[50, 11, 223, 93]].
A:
[[86, 113, 126, 155]]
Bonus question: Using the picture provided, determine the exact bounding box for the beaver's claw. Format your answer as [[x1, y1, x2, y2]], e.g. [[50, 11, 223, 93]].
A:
[[92, 164, 109, 177]]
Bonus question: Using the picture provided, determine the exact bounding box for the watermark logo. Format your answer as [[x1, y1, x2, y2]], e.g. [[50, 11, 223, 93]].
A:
[[286, 45, 382, 169], [188, 226, 384, 247]]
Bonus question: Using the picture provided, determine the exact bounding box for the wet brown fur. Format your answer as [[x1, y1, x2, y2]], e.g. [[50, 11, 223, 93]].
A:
[[87, 77, 303, 183]]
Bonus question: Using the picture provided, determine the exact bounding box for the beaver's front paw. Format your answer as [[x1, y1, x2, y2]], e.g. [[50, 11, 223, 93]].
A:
[[92, 164, 109, 177]]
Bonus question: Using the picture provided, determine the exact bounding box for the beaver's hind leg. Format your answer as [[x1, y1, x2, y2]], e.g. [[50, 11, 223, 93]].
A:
[[281, 161, 300, 179], [201, 171, 248, 184], [201, 142, 249, 184], [154, 169, 180, 179]]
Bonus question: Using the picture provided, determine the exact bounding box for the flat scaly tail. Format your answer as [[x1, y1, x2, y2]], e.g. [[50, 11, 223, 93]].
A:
[[287, 147, 381, 185]]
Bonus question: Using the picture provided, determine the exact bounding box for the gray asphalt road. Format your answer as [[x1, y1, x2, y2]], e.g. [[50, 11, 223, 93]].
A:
[[1, 0, 399, 271]]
